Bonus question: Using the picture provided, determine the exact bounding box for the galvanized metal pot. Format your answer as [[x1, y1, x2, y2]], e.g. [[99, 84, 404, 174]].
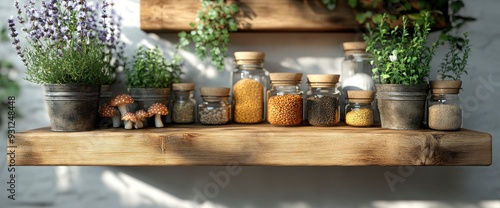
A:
[[128, 88, 170, 126]]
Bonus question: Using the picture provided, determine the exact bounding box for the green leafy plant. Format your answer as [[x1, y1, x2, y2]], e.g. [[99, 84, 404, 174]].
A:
[[364, 11, 437, 85], [1, 26, 20, 107], [126, 47, 182, 88], [438, 33, 471, 80], [177, 0, 239, 71]]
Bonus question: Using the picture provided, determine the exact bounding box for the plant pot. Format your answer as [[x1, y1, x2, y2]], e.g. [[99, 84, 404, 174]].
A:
[[428, 80, 462, 131], [96, 85, 113, 128], [375, 84, 428, 130], [44, 84, 101, 132], [128, 88, 170, 127]]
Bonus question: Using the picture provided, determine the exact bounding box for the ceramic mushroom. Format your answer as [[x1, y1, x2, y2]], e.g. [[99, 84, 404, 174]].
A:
[[147, 103, 169, 128], [135, 110, 150, 129], [99, 102, 120, 128], [110, 94, 134, 116], [122, 112, 137, 130]]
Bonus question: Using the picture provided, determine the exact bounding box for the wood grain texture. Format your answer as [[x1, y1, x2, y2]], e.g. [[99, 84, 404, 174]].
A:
[[140, 0, 361, 32], [10, 124, 492, 166]]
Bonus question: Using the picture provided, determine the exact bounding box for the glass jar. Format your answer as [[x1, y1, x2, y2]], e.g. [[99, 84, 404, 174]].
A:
[[267, 73, 303, 126], [340, 42, 375, 121], [345, 90, 374, 127], [198, 87, 231, 125], [306, 74, 341, 126], [171, 83, 196, 124], [428, 81, 463, 130], [232, 51, 268, 124]]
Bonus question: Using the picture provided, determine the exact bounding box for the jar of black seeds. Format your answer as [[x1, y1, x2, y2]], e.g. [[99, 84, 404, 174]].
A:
[[305, 74, 341, 126], [198, 87, 231, 125], [171, 83, 196, 124]]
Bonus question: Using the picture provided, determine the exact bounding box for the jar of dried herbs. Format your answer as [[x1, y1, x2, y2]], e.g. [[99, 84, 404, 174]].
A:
[[267, 73, 303, 126], [232, 51, 268, 124], [306, 74, 341, 126], [171, 83, 196, 124], [198, 87, 231, 125], [345, 90, 375, 127]]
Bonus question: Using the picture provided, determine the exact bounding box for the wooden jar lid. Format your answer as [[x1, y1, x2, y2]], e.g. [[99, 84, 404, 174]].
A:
[[200, 87, 230, 96], [234, 51, 265, 65], [430, 80, 462, 94], [307, 74, 340, 87], [269, 73, 303, 85], [172, 83, 195, 91], [343, 42, 366, 54], [347, 90, 374, 103]]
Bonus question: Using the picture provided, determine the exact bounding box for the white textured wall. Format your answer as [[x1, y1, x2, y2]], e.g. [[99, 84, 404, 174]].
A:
[[1, 0, 499, 207]]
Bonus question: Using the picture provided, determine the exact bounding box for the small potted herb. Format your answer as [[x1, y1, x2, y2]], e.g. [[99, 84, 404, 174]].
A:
[[428, 33, 471, 130], [126, 46, 181, 126], [8, 0, 122, 131], [364, 11, 437, 130]]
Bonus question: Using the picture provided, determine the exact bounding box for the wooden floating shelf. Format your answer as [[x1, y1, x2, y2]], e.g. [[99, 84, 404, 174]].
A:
[[10, 124, 491, 166]]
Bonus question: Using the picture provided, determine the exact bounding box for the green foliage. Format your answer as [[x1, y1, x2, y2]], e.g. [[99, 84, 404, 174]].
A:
[[177, 0, 239, 71], [322, 0, 337, 10], [438, 33, 471, 80], [0, 26, 20, 121], [364, 12, 437, 85], [126, 47, 182, 88]]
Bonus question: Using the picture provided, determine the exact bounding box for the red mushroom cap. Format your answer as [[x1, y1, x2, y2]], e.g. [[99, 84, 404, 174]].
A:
[[99, 103, 117, 118], [135, 110, 150, 121], [148, 103, 169, 116], [110, 94, 134, 107], [121, 112, 137, 122]]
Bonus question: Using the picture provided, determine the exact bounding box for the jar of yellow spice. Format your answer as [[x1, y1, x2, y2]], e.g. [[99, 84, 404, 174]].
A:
[[345, 90, 374, 127], [231, 51, 268, 123], [267, 73, 303, 126]]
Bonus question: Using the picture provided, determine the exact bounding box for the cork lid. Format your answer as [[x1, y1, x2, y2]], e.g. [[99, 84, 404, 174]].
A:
[[234, 51, 265, 66], [173, 83, 195, 91], [200, 87, 230, 97], [430, 80, 462, 94], [343, 42, 366, 54], [307, 74, 340, 87], [347, 90, 374, 103], [269, 73, 302, 86]]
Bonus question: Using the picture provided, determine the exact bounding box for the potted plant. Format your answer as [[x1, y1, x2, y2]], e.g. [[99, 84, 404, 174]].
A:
[[8, 0, 121, 131], [177, 0, 239, 71], [126, 46, 181, 126], [364, 11, 437, 130], [428, 33, 470, 130]]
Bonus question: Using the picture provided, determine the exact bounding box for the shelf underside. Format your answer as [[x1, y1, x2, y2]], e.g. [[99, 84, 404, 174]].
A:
[[11, 124, 492, 166]]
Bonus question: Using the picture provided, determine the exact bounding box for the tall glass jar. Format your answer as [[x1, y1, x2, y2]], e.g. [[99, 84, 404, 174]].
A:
[[345, 90, 375, 127], [267, 73, 303, 126], [232, 51, 268, 124], [171, 83, 196, 124], [428, 81, 463, 131], [340, 42, 375, 121], [306, 74, 341, 126], [198, 87, 231, 125]]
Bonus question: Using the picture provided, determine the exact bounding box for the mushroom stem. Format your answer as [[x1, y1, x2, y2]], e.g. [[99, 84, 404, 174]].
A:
[[124, 120, 133, 130], [117, 105, 128, 116], [135, 120, 143, 129], [154, 114, 164, 128], [111, 115, 121, 128]]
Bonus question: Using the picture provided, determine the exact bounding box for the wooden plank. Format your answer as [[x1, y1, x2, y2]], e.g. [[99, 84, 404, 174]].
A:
[[10, 124, 492, 166], [140, 0, 362, 32]]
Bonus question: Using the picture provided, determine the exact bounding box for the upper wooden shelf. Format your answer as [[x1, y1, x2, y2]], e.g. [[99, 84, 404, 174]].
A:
[[140, 0, 362, 32], [11, 124, 491, 166]]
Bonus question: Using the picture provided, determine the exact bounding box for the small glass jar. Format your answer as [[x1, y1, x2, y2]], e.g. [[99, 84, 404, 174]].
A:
[[306, 74, 341, 126], [198, 87, 231, 125], [232, 51, 268, 124], [428, 81, 463, 131], [267, 73, 303, 126], [171, 83, 196, 124], [345, 90, 375, 127]]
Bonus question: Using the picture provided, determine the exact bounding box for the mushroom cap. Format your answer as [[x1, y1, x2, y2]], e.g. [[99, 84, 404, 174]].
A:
[[135, 110, 150, 121], [99, 102, 117, 117], [121, 112, 137, 122], [148, 102, 169, 116], [110, 94, 134, 107]]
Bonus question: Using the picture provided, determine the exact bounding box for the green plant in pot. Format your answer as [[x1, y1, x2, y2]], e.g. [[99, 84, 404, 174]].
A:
[[126, 46, 181, 126], [364, 11, 437, 130], [8, 0, 120, 131], [428, 33, 470, 131]]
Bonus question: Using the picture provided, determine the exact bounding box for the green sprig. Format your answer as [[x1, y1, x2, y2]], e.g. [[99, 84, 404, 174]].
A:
[[126, 47, 182, 88], [438, 33, 471, 80]]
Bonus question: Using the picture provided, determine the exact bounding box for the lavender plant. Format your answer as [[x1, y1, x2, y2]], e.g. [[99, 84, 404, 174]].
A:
[[7, 0, 125, 85]]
